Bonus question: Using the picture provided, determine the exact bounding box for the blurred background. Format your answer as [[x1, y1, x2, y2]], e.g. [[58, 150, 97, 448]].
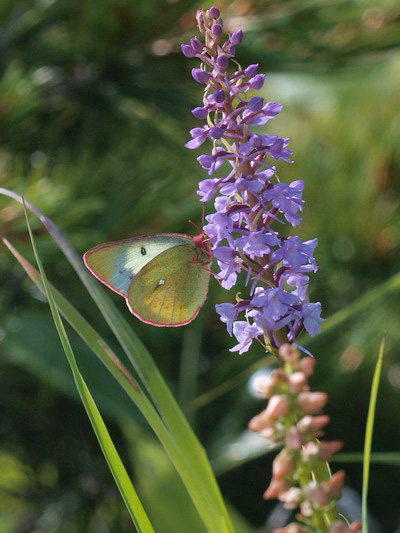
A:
[[1, 0, 400, 531]]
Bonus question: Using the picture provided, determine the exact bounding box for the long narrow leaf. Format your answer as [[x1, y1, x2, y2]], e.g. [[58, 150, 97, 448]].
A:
[[362, 335, 386, 533], [0, 188, 233, 530], [23, 203, 155, 533], [335, 452, 400, 466], [3, 239, 228, 530]]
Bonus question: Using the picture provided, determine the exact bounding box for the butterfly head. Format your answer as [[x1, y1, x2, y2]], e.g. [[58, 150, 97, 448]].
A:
[[192, 232, 212, 265]]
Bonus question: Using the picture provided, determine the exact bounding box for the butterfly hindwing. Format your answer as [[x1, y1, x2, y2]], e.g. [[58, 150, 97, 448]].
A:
[[83, 234, 193, 297], [127, 245, 210, 326]]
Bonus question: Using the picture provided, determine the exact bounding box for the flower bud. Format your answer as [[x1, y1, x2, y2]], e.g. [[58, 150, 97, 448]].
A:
[[322, 470, 345, 501], [263, 477, 290, 499], [304, 481, 329, 507], [244, 63, 258, 78], [297, 392, 328, 414], [192, 107, 208, 120], [270, 369, 288, 396], [209, 127, 224, 139], [288, 371, 307, 394], [297, 415, 329, 437], [285, 427, 303, 449], [211, 23, 223, 36], [216, 54, 229, 69], [272, 449, 295, 479], [248, 410, 273, 432], [192, 68, 210, 84], [301, 441, 319, 459], [181, 44, 196, 58], [231, 29, 243, 45], [279, 486, 302, 509], [196, 10, 205, 32], [279, 343, 300, 363], [190, 37, 203, 52], [316, 440, 343, 462], [265, 394, 290, 420], [298, 356, 316, 376], [248, 74, 266, 90], [209, 6, 220, 19], [208, 89, 225, 103], [260, 427, 278, 441], [247, 96, 264, 112], [302, 440, 343, 463]]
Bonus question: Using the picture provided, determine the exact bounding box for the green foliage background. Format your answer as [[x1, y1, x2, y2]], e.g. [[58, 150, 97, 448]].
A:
[[1, 0, 400, 531]]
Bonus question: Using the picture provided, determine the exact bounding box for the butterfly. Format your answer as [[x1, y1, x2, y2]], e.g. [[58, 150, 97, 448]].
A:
[[83, 233, 212, 327]]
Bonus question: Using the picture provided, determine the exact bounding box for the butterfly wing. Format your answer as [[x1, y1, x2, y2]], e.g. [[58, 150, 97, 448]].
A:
[[83, 234, 193, 297], [127, 244, 210, 326]]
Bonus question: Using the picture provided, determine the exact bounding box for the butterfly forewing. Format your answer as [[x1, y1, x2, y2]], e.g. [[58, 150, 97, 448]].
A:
[[83, 235, 191, 297], [127, 245, 210, 326]]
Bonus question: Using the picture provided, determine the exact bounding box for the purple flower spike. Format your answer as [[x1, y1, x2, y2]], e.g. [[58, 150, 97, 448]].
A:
[[183, 9, 322, 354]]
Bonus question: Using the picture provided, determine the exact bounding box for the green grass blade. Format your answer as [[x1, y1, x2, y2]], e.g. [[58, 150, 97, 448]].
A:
[[362, 334, 386, 533], [22, 203, 155, 533], [335, 452, 400, 466], [3, 240, 229, 532], [0, 188, 233, 531]]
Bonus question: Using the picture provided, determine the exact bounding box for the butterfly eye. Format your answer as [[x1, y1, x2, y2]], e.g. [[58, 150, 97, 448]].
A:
[[141, 246, 146, 256]]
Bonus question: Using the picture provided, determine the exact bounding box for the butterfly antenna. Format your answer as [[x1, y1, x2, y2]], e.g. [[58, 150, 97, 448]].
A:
[[188, 219, 202, 233]]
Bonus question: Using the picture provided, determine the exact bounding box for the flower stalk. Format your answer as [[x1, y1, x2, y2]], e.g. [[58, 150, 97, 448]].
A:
[[183, 6, 322, 357]]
